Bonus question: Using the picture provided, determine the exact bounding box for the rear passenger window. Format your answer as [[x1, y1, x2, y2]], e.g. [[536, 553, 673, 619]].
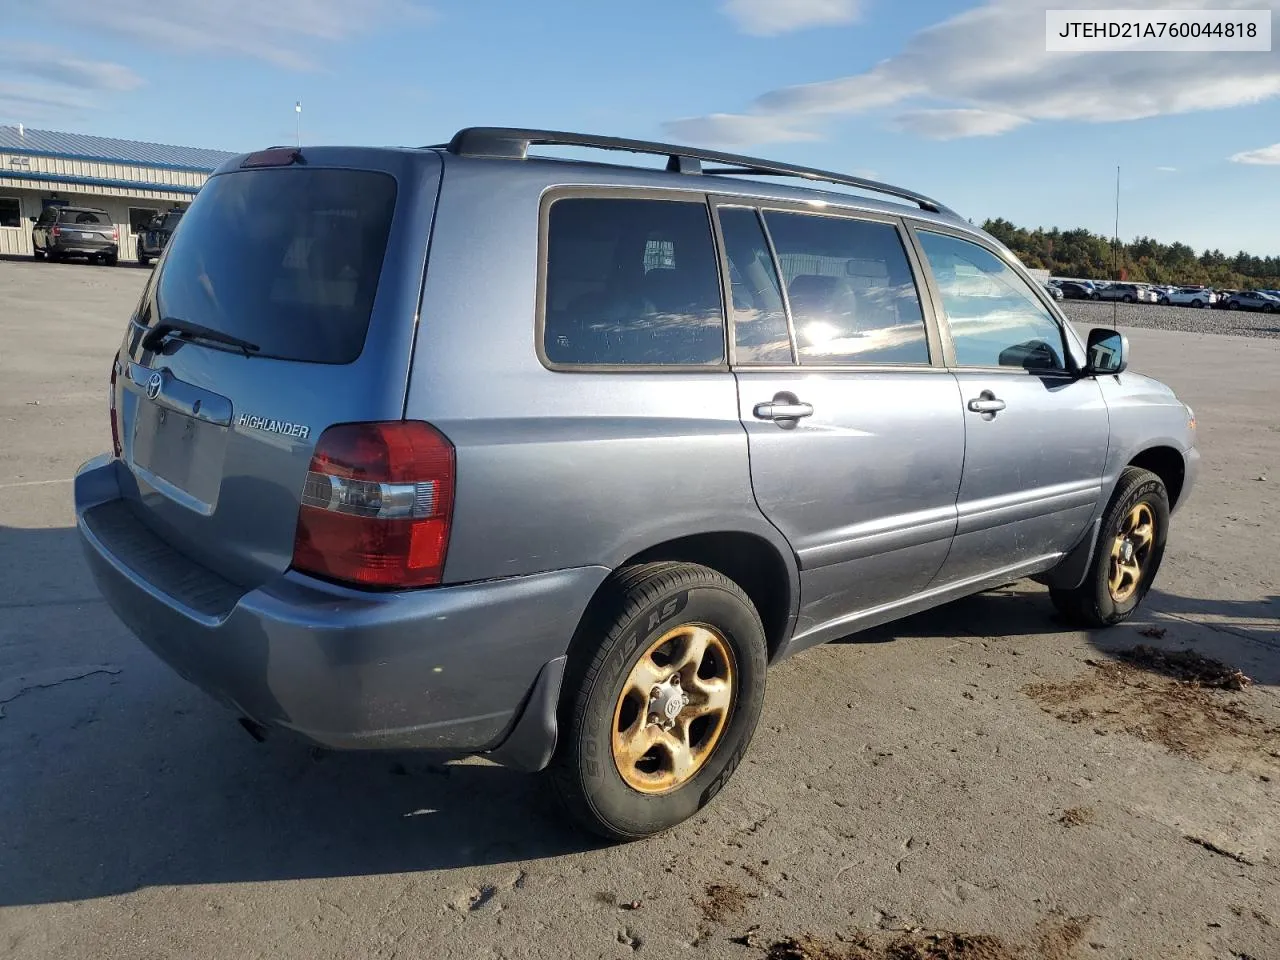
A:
[[717, 206, 792, 364], [762, 211, 929, 365], [543, 198, 725, 366]]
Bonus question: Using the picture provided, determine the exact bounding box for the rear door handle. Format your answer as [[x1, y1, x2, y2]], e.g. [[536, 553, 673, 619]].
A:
[[753, 400, 814, 421], [967, 392, 1006, 415]]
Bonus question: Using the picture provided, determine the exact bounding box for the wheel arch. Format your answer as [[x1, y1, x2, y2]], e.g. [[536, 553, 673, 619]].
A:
[[1127, 445, 1186, 509], [575, 530, 799, 665]]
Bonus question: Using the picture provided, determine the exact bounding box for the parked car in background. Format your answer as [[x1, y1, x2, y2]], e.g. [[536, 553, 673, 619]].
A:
[[1223, 290, 1280, 312], [1058, 281, 1096, 300], [1166, 287, 1216, 309], [136, 209, 184, 266], [1045, 282, 1064, 301], [72, 127, 1201, 839], [1097, 282, 1142, 303], [1135, 285, 1160, 304], [31, 206, 120, 265]]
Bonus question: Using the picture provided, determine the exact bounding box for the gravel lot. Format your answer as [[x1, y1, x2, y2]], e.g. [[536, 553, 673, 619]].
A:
[[1, 260, 1277, 960], [1060, 298, 1280, 340]]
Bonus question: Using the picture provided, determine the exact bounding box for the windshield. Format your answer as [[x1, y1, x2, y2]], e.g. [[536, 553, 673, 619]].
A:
[[152, 168, 397, 364]]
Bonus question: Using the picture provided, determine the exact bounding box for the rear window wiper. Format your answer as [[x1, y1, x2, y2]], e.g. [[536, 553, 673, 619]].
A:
[[142, 317, 260, 357]]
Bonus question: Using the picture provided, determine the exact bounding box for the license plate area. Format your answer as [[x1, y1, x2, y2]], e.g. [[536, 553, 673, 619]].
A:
[[130, 401, 228, 509]]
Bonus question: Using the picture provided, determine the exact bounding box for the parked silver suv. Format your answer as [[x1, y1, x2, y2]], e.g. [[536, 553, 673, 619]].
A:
[[75, 129, 1199, 839]]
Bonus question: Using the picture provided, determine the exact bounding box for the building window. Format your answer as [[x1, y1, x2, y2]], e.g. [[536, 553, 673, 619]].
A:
[[129, 207, 161, 234], [0, 197, 20, 228]]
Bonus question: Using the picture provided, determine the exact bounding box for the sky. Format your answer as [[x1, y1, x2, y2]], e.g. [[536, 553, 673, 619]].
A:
[[1, 0, 1278, 256]]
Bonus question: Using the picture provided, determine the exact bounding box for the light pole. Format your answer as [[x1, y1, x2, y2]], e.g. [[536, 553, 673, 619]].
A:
[[295, 101, 302, 147]]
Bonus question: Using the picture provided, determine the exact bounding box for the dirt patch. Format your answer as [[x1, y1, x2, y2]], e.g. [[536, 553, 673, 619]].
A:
[[1024, 651, 1279, 777], [1116, 645, 1251, 691], [1034, 915, 1089, 960], [1057, 807, 1095, 828], [700, 882, 751, 924], [766, 932, 1025, 960]]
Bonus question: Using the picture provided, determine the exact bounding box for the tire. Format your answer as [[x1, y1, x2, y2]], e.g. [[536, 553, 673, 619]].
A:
[[1228, 301, 1240, 310], [1191, 300, 1203, 309], [549, 561, 768, 840], [1159, 297, 1169, 305], [1090, 292, 1100, 301], [1263, 303, 1274, 314], [137, 253, 150, 266], [32, 246, 44, 260], [1123, 295, 1134, 303], [105, 253, 118, 267], [1050, 467, 1170, 628]]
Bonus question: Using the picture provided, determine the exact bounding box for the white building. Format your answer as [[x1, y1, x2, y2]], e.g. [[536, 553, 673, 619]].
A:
[[0, 126, 233, 261]]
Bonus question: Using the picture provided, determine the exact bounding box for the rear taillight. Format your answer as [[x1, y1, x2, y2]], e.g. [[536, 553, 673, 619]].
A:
[[291, 421, 455, 588], [50, 225, 60, 238], [112, 225, 119, 241], [108, 358, 122, 458]]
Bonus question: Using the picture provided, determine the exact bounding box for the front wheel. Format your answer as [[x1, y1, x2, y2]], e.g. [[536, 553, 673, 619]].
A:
[[1123, 295, 1134, 303], [1050, 467, 1170, 628], [549, 562, 767, 840]]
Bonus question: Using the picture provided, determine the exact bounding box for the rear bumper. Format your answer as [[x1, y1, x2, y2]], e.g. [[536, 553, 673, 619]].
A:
[[49, 240, 117, 256], [75, 454, 608, 755]]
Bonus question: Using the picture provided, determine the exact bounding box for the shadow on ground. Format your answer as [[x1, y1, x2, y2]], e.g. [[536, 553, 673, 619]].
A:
[[1, 522, 1276, 907]]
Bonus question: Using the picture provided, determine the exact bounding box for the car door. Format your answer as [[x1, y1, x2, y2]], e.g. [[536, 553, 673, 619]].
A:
[[909, 225, 1109, 587], [715, 201, 965, 650]]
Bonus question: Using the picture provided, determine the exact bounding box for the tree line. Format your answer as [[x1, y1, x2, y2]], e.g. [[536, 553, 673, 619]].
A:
[[982, 218, 1280, 289]]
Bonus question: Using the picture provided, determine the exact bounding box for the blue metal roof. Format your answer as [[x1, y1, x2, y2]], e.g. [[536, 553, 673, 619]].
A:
[[0, 126, 234, 172]]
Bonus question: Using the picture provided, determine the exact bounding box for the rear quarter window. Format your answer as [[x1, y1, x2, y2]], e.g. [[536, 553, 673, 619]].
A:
[[152, 168, 397, 364], [542, 197, 726, 367]]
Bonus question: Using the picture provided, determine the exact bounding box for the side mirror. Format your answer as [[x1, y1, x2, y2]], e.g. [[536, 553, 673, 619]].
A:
[[28, 216, 38, 223], [1085, 327, 1128, 376]]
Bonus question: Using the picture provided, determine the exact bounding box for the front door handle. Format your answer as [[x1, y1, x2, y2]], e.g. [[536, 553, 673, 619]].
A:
[[754, 400, 814, 421], [967, 391, 1006, 416]]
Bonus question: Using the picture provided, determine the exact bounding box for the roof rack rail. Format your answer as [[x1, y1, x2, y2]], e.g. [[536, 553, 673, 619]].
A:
[[444, 127, 955, 216]]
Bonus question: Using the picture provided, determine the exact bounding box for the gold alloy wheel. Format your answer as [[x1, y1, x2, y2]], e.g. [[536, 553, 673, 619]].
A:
[[611, 623, 736, 795], [1109, 502, 1156, 603]]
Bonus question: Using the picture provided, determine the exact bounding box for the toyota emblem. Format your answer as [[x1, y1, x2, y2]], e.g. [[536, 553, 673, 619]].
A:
[[146, 371, 163, 400]]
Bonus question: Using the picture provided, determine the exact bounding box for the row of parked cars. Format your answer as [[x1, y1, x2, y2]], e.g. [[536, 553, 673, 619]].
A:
[[28, 205, 183, 265], [1047, 278, 1280, 312]]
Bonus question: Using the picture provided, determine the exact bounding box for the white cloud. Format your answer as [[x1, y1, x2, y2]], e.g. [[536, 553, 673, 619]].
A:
[[46, 0, 427, 70], [1230, 143, 1280, 165], [662, 112, 821, 148], [893, 108, 1027, 139], [675, 0, 1280, 143], [1155, 166, 1178, 172], [0, 43, 143, 92], [722, 0, 863, 35], [0, 43, 141, 124]]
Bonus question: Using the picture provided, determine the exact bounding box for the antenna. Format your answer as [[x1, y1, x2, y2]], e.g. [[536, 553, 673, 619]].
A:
[[1112, 164, 1120, 330]]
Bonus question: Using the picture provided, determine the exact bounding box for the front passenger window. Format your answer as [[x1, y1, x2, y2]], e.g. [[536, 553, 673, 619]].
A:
[[917, 231, 1065, 371]]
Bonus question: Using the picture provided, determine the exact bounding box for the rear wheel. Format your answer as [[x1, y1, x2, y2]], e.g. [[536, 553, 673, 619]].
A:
[[32, 246, 44, 260], [1050, 467, 1169, 628], [138, 252, 150, 266], [550, 562, 767, 840], [1123, 294, 1134, 303], [1191, 299, 1203, 308], [104, 253, 118, 266], [1228, 301, 1240, 310]]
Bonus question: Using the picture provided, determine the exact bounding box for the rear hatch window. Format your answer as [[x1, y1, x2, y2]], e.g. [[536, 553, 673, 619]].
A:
[[60, 209, 111, 225], [151, 168, 397, 364]]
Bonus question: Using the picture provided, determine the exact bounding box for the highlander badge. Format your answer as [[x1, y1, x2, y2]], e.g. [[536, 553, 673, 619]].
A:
[[236, 413, 311, 440]]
